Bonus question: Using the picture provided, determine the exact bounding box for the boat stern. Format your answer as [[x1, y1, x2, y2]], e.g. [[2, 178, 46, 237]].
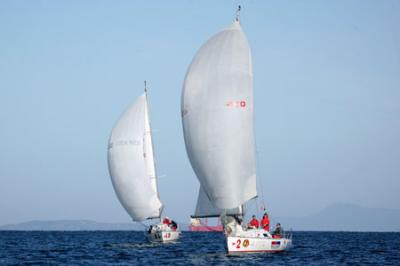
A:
[[226, 235, 292, 254]]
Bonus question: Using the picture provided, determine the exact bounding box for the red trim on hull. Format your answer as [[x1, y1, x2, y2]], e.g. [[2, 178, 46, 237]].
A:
[[228, 249, 285, 253]]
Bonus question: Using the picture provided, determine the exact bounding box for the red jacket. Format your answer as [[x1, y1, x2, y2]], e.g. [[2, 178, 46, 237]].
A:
[[248, 218, 259, 228], [261, 216, 270, 231], [163, 218, 170, 225]]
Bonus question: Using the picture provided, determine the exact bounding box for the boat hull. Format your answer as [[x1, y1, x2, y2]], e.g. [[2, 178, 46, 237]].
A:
[[226, 236, 292, 254], [147, 230, 180, 243]]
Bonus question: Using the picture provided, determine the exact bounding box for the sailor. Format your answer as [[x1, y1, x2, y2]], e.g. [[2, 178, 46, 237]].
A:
[[272, 223, 283, 237], [260, 212, 270, 231], [162, 217, 170, 225], [170, 220, 178, 231], [247, 215, 259, 229], [233, 215, 242, 225], [147, 225, 153, 234]]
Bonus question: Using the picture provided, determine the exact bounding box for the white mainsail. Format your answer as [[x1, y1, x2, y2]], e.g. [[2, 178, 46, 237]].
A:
[[182, 19, 257, 213], [108, 93, 162, 221]]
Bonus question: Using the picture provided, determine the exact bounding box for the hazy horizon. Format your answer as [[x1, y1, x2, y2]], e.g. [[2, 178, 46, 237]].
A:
[[1, 202, 400, 233], [1, 1, 399, 226]]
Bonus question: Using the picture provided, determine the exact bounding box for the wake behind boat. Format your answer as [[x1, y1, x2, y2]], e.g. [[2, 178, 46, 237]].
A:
[[108, 82, 180, 243], [181, 6, 292, 254]]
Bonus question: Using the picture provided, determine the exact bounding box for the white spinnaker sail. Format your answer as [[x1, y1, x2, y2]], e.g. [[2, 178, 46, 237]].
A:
[[143, 93, 159, 198], [193, 186, 243, 218], [108, 93, 162, 221], [182, 21, 257, 211]]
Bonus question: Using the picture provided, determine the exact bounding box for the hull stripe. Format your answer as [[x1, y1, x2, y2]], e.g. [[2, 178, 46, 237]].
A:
[[228, 249, 285, 253]]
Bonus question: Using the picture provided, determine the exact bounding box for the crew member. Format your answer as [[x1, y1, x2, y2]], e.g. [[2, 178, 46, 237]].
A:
[[170, 220, 178, 231], [162, 216, 170, 225], [247, 215, 259, 229], [272, 222, 283, 238], [260, 212, 270, 231]]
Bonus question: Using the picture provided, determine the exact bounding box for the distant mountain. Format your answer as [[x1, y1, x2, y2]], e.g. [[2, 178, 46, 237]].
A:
[[277, 203, 400, 232], [2, 203, 398, 231], [0, 220, 190, 231]]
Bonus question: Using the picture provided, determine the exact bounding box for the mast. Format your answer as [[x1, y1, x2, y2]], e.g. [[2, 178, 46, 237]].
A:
[[235, 5, 250, 219], [235, 5, 241, 23], [144, 80, 162, 221]]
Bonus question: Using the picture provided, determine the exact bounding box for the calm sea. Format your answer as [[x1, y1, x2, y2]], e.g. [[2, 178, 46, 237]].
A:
[[0, 231, 399, 265]]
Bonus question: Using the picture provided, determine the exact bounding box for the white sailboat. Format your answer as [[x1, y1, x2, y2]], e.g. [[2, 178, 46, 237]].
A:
[[108, 83, 180, 243], [181, 7, 292, 253]]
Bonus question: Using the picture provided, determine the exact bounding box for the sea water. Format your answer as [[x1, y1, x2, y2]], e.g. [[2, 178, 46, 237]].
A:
[[0, 231, 399, 265]]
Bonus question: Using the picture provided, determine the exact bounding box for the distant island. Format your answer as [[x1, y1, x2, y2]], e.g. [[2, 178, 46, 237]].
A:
[[0, 220, 143, 231], [0, 220, 190, 231], [1, 203, 399, 231]]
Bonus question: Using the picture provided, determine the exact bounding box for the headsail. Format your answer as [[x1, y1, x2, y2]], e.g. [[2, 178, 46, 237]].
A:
[[108, 93, 162, 221], [182, 19, 257, 211], [193, 186, 243, 218]]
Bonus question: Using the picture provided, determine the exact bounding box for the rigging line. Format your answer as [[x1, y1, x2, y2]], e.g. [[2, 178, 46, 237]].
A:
[[245, 198, 257, 220], [253, 77, 267, 214], [139, 222, 149, 229], [254, 132, 267, 215], [255, 191, 260, 218]]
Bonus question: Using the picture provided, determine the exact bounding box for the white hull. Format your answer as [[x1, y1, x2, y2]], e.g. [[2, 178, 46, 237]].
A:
[[222, 217, 292, 254], [146, 224, 180, 243], [226, 235, 292, 254]]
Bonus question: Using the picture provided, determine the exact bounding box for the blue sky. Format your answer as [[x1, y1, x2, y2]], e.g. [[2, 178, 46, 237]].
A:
[[0, 0, 399, 225]]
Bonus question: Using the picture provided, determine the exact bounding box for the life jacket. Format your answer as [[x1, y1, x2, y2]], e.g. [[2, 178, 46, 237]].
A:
[[261, 216, 270, 231], [249, 218, 259, 228]]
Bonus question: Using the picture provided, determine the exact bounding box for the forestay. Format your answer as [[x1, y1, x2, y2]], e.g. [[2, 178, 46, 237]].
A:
[[182, 20, 257, 211], [108, 93, 162, 221]]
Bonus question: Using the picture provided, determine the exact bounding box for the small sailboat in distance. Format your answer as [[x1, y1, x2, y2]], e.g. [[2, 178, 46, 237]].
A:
[[108, 82, 180, 243], [181, 6, 292, 253]]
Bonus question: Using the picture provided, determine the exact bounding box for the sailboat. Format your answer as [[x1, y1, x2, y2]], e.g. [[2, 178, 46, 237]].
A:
[[108, 82, 180, 243], [181, 7, 292, 253]]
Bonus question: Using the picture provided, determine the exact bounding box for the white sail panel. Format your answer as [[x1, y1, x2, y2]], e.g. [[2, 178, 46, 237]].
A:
[[108, 94, 162, 221], [182, 21, 257, 210], [194, 186, 243, 218], [143, 96, 159, 198]]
